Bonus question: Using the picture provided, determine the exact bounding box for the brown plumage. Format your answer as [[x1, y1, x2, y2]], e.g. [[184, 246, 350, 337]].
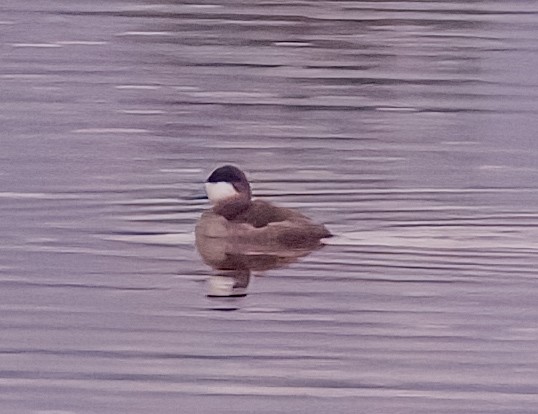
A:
[[199, 165, 332, 248]]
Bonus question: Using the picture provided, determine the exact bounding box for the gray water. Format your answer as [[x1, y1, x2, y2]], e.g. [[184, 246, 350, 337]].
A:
[[1, 1, 538, 413]]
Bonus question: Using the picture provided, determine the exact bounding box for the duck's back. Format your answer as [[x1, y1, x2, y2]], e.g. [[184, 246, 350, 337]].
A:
[[230, 200, 308, 228], [232, 200, 331, 246]]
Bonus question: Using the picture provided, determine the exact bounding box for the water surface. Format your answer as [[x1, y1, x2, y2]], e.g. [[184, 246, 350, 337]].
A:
[[1, 1, 538, 413]]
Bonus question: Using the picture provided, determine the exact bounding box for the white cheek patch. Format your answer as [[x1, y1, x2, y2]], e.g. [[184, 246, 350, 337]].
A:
[[205, 182, 238, 204]]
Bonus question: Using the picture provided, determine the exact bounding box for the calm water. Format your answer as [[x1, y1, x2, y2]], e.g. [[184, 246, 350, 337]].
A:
[[1, 1, 538, 413]]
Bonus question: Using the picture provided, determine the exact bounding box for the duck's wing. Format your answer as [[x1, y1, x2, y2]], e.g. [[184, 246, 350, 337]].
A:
[[234, 200, 332, 245], [232, 200, 308, 228]]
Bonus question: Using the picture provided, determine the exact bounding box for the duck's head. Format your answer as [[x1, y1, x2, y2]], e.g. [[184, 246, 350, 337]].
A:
[[205, 165, 252, 205]]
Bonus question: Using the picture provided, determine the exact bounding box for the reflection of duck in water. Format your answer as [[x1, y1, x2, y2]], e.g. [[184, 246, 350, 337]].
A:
[[195, 165, 332, 297], [196, 234, 322, 297]]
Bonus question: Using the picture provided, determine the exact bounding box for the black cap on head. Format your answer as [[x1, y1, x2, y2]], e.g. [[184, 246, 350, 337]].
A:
[[207, 165, 247, 184]]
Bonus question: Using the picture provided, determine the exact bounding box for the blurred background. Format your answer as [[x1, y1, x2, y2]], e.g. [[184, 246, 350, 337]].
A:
[[1, 1, 538, 413]]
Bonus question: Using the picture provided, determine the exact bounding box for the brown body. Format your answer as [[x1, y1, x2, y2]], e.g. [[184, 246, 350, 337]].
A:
[[198, 165, 332, 248], [198, 198, 331, 248]]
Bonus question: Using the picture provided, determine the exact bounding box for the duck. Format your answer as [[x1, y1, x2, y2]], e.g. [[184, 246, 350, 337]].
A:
[[195, 165, 332, 248]]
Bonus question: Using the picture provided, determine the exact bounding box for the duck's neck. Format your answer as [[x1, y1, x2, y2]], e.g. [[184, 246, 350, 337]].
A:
[[212, 196, 252, 220]]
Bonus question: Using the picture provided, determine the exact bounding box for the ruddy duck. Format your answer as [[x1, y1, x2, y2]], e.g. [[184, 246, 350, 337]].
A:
[[195, 165, 332, 247]]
